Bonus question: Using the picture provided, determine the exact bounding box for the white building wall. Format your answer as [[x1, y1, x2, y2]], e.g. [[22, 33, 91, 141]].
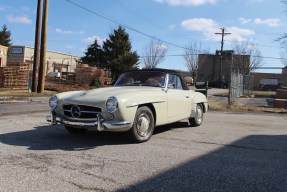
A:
[[0, 45, 8, 67], [8, 46, 80, 74]]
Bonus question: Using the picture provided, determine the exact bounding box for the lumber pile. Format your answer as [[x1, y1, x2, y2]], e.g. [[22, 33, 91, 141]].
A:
[[274, 89, 287, 109], [75, 64, 112, 85], [0, 62, 31, 89]]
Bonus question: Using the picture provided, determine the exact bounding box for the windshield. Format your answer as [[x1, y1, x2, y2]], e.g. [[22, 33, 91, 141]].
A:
[[114, 71, 167, 87]]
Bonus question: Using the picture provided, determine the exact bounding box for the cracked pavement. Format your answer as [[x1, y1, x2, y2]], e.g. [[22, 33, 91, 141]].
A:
[[0, 111, 287, 191]]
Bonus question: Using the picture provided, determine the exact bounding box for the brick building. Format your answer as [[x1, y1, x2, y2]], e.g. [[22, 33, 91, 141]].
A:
[[251, 67, 287, 90], [197, 50, 250, 86], [197, 50, 287, 89]]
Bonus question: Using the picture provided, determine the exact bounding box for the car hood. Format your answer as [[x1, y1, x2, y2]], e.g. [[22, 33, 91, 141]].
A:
[[62, 86, 164, 106]]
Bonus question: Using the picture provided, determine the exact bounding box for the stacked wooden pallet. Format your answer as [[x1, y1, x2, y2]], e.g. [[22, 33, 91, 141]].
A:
[[0, 62, 31, 89], [274, 89, 287, 109], [75, 64, 111, 85]]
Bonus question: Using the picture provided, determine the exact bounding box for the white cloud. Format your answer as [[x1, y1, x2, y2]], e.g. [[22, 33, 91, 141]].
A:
[[226, 27, 255, 42], [181, 18, 219, 39], [154, 0, 218, 6], [7, 15, 32, 24], [254, 18, 281, 27], [239, 17, 251, 24], [55, 28, 84, 35], [239, 17, 281, 27], [181, 18, 255, 42], [82, 36, 103, 44]]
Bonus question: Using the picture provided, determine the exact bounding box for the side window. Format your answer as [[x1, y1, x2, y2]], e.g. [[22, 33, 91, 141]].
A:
[[175, 76, 183, 90], [168, 74, 183, 90], [168, 74, 175, 89]]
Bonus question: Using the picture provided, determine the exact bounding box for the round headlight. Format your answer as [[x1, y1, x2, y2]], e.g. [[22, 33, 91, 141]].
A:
[[106, 96, 118, 113], [49, 95, 59, 109]]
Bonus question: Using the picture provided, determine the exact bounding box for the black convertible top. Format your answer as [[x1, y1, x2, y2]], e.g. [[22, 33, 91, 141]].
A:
[[125, 68, 189, 90]]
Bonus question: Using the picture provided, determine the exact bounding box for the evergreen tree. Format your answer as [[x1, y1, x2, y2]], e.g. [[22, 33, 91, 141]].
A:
[[0, 24, 12, 46], [103, 26, 139, 81], [80, 39, 105, 67]]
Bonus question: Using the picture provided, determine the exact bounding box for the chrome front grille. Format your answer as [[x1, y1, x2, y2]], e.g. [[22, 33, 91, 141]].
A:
[[63, 104, 102, 119]]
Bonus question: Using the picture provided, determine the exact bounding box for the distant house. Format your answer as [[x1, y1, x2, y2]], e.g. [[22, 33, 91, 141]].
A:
[[7, 45, 80, 75]]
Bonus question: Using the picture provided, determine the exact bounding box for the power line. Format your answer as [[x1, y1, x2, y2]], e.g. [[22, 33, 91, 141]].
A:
[[61, 0, 287, 66], [224, 39, 283, 49], [64, 0, 189, 51], [139, 53, 285, 60]]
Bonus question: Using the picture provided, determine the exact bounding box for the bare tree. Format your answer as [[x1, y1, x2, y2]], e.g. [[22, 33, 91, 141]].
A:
[[143, 39, 168, 68], [280, 47, 287, 66], [277, 1, 287, 67], [183, 42, 208, 80], [277, 1, 287, 44], [232, 40, 263, 72]]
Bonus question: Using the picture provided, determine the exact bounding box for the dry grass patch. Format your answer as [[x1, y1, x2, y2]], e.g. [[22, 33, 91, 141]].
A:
[[214, 90, 276, 98], [0, 89, 56, 97], [209, 101, 287, 113]]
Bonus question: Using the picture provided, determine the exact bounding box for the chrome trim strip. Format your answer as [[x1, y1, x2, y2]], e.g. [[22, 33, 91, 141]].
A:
[[63, 120, 97, 127], [64, 117, 99, 121], [64, 109, 101, 114], [126, 101, 166, 108], [47, 113, 131, 130], [62, 103, 103, 111], [103, 122, 131, 129]]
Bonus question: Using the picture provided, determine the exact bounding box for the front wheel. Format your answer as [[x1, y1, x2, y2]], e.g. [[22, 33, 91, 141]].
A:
[[128, 106, 155, 143], [189, 104, 203, 127]]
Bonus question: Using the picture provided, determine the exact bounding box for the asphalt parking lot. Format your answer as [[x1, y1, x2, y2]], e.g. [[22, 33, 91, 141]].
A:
[[0, 111, 286, 191]]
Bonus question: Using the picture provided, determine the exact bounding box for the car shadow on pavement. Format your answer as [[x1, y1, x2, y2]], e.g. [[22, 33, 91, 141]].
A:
[[119, 134, 287, 192], [153, 121, 191, 135], [0, 122, 192, 151], [0, 125, 134, 151], [0, 121, 192, 151]]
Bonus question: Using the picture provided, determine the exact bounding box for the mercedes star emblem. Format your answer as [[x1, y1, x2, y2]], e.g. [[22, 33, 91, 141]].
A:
[[71, 105, 81, 118]]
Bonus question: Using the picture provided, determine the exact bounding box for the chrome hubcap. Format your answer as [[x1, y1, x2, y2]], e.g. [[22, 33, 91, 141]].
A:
[[196, 106, 203, 124], [137, 115, 150, 136]]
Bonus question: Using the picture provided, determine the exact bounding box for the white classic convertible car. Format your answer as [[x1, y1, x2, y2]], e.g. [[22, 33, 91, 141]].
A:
[[47, 68, 208, 142]]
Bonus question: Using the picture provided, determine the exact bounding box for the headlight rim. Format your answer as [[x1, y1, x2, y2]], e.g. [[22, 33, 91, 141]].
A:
[[105, 96, 118, 113], [49, 95, 59, 110]]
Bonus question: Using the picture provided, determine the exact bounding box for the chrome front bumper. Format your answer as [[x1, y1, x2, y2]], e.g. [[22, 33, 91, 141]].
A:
[[46, 112, 131, 131]]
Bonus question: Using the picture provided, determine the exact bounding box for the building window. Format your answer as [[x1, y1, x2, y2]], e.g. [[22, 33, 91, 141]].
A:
[[11, 47, 23, 54]]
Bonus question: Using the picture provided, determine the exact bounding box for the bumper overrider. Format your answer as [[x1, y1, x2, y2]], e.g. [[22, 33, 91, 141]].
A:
[[46, 112, 132, 131]]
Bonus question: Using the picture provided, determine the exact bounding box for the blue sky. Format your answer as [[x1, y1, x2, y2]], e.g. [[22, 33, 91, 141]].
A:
[[0, 0, 286, 73]]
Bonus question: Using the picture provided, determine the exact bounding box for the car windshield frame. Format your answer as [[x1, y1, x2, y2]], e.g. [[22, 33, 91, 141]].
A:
[[114, 71, 167, 88]]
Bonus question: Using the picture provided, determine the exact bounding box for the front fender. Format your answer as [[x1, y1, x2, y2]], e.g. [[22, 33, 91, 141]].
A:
[[193, 92, 208, 113]]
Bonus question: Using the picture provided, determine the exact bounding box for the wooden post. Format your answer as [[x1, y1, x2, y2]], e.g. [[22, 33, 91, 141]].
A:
[[37, 0, 48, 93], [32, 0, 43, 92]]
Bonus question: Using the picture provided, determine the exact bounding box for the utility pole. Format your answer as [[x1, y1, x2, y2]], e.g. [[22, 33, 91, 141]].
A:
[[215, 27, 231, 84], [31, 0, 43, 92], [37, 0, 49, 93]]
